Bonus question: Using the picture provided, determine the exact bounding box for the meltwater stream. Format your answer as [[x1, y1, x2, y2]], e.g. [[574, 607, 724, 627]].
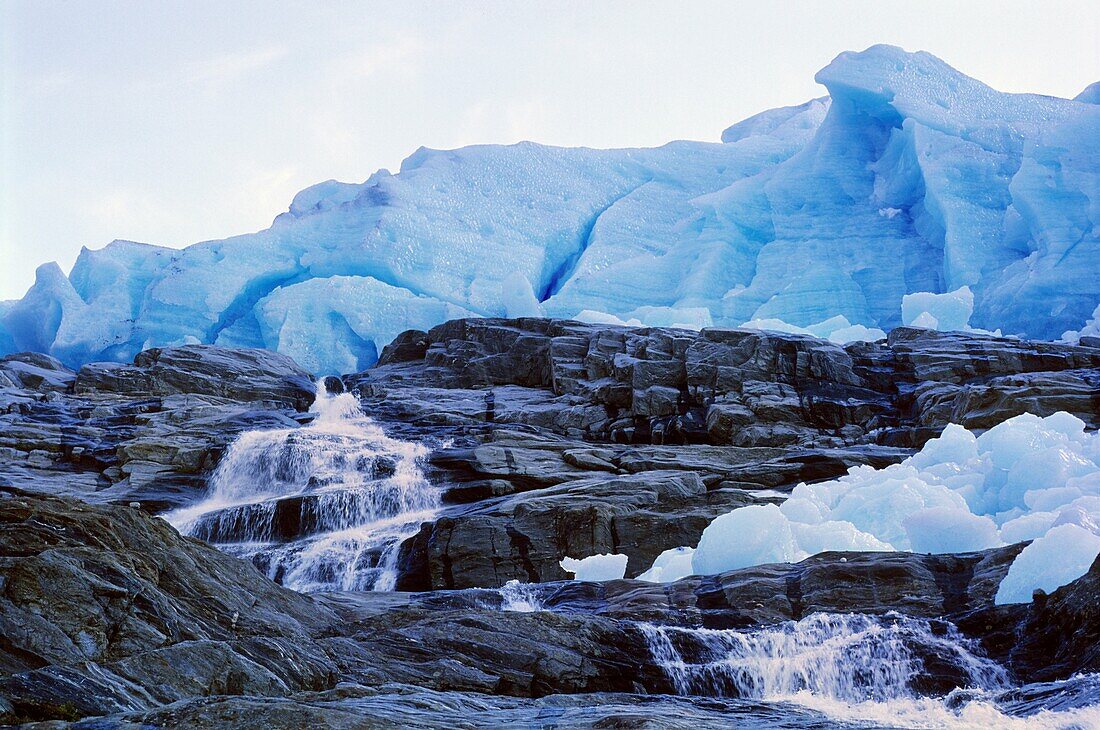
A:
[[641, 613, 1100, 729], [166, 382, 439, 591], [641, 613, 1008, 701]]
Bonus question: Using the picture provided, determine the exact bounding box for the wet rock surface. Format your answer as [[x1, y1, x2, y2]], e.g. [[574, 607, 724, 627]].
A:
[[1, 484, 1096, 726], [1, 319, 1098, 726], [352, 319, 1098, 590], [0, 346, 313, 511]]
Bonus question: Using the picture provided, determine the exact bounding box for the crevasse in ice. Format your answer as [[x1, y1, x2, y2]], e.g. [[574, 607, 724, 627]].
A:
[[2, 45, 1097, 374]]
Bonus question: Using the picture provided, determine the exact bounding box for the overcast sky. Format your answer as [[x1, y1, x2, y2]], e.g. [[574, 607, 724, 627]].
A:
[[1, 0, 1097, 300]]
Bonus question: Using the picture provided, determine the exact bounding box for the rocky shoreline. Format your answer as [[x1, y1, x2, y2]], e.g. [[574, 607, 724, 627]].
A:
[[1, 319, 1098, 726]]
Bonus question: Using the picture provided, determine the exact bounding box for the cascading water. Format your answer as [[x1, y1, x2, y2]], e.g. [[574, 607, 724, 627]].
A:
[[498, 580, 544, 613], [641, 612, 1007, 702], [165, 381, 439, 591], [641, 613, 1100, 729]]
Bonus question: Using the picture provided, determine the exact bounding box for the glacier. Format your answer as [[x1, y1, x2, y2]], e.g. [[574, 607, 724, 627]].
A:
[[2, 45, 1098, 375]]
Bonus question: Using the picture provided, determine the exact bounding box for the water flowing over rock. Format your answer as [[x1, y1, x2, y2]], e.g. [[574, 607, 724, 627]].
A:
[[1, 486, 1096, 727], [168, 382, 439, 592], [641, 613, 1009, 701]]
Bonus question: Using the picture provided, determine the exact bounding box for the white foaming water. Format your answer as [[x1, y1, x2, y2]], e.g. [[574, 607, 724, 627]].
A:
[[165, 381, 439, 591], [642, 613, 1099, 729], [642, 612, 1006, 701], [499, 580, 543, 612]]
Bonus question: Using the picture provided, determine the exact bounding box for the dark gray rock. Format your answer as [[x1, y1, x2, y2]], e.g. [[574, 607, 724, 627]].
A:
[[411, 423, 912, 589], [75, 345, 315, 410], [376, 329, 431, 366], [349, 319, 1100, 449], [555, 544, 1028, 628], [0, 487, 338, 723], [0, 352, 76, 392], [2, 486, 1097, 726], [4, 320, 1100, 726], [1, 346, 313, 510], [400, 469, 767, 590], [959, 554, 1100, 683], [66, 687, 815, 729], [910, 369, 1100, 430]]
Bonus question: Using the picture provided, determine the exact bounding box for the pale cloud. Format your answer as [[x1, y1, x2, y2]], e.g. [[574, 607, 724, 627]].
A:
[[186, 46, 288, 86], [28, 70, 77, 95], [80, 189, 180, 242], [452, 97, 559, 149], [224, 165, 302, 229], [76, 165, 302, 249], [339, 35, 427, 80]]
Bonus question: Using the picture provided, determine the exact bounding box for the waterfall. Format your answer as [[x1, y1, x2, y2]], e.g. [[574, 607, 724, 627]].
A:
[[165, 380, 439, 591], [499, 580, 544, 612], [641, 612, 1008, 703]]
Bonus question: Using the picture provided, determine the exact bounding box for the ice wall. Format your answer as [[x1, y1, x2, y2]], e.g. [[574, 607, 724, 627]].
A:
[[3, 46, 1097, 374]]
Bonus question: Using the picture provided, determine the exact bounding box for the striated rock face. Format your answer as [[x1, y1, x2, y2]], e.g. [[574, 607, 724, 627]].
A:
[[74, 345, 316, 409], [0, 487, 657, 723], [543, 544, 1028, 629], [0, 487, 338, 722], [399, 434, 906, 589], [0, 346, 314, 511], [337, 319, 1100, 589], [353, 318, 1100, 449], [959, 554, 1100, 683]]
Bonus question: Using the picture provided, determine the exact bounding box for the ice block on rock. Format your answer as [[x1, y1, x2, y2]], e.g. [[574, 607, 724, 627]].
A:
[[560, 553, 629, 582]]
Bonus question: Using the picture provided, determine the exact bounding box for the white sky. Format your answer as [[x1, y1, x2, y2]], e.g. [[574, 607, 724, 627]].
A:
[[1, 0, 1098, 300]]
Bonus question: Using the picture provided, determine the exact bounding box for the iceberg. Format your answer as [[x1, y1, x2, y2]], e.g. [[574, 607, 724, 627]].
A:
[[642, 412, 1100, 604], [3, 45, 1097, 374], [902, 287, 975, 332], [900, 285, 1003, 336], [636, 546, 695, 583], [560, 553, 629, 582], [994, 524, 1100, 605]]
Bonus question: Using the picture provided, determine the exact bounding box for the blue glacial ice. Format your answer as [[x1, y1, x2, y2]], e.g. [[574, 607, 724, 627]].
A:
[[644, 412, 1100, 603], [2, 45, 1098, 374]]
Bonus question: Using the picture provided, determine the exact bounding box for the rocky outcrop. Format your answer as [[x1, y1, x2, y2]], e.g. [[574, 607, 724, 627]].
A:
[[0, 488, 653, 723], [959, 554, 1100, 683], [352, 319, 1100, 448], [1005, 555, 1100, 681], [55, 688, 794, 730], [0, 347, 314, 510], [0, 487, 338, 723], [74, 345, 315, 409], [350, 319, 1099, 589], [401, 430, 907, 589], [2, 319, 1099, 725], [504, 544, 1028, 628], [3, 484, 1097, 726]]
